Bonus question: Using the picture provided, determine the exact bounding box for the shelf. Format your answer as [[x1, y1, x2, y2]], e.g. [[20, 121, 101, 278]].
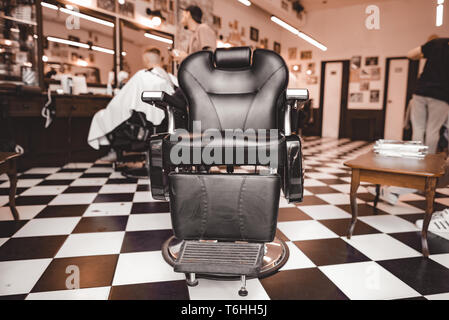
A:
[[0, 13, 37, 26]]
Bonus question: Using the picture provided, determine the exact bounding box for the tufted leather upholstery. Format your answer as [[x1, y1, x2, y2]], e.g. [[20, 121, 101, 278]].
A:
[[178, 48, 289, 132]]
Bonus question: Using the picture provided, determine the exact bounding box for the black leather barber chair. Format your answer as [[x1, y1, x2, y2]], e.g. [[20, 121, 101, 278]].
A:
[[142, 47, 308, 296]]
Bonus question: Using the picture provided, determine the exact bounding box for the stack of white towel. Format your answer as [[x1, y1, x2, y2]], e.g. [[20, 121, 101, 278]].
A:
[[373, 140, 429, 158]]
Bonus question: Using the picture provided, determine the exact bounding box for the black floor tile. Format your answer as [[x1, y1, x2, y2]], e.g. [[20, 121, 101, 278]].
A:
[[14, 195, 56, 206], [337, 204, 388, 216], [93, 193, 134, 203], [80, 173, 112, 178], [277, 207, 312, 222], [0, 220, 28, 237], [121, 229, 173, 253], [109, 280, 189, 300], [72, 216, 129, 233], [131, 202, 170, 214], [31, 255, 119, 292], [18, 174, 48, 179], [378, 257, 449, 296], [0, 235, 67, 261], [35, 205, 88, 218], [106, 178, 138, 184], [317, 179, 348, 185], [260, 268, 348, 300], [0, 188, 27, 196], [305, 186, 341, 195], [319, 218, 380, 237], [294, 238, 369, 266], [38, 179, 74, 186], [296, 196, 329, 206], [390, 232, 449, 255], [0, 294, 27, 300], [136, 184, 150, 192], [403, 200, 447, 213]]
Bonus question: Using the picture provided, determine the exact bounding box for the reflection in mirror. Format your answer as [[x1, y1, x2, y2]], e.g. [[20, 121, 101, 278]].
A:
[[120, 20, 174, 79], [41, 1, 115, 87]]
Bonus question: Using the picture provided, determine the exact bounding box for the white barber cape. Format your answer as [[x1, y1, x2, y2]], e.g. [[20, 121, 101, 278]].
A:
[[88, 67, 177, 150]]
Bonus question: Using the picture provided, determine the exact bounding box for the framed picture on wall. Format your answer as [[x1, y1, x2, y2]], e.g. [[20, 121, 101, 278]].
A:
[[370, 90, 380, 103], [97, 0, 116, 12], [288, 47, 297, 60], [300, 50, 312, 60], [250, 27, 259, 42], [365, 56, 379, 66], [274, 42, 281, 54], [119, 1, 135, 18]]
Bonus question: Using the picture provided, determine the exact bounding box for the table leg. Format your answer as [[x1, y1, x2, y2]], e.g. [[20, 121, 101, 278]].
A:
[[421, 177, 437, 258], [7, 161, 19, 221], [373, 184, 381, 214], [347, 169, 360, 239]]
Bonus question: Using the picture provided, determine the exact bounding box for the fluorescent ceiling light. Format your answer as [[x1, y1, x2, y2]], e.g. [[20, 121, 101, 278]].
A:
[[436, 0, 444, 26], [91, 45, 114, 55], [271, 16, 327, 51], [60, 7, 114, 27], [144, 33, 173, 44], [47, 36, 90, 48], [238, 0, 251, 6], [41, 2, 58, 10]]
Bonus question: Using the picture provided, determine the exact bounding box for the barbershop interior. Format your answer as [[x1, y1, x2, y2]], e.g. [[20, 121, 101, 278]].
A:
[[0, 0, 448, 301]]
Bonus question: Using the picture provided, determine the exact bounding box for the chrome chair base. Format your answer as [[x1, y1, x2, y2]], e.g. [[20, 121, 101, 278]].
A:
[[161, 236, 289, 280]]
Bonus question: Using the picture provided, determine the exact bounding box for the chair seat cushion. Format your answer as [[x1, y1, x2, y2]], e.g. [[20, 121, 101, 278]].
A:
[[162, 130, 285, 166]]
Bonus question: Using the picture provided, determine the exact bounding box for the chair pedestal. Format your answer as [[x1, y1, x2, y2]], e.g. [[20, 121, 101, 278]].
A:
[[162, 236, 289, 280]]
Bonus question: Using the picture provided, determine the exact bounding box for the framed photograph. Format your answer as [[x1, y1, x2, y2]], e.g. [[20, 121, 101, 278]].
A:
[[300, 50, 312, 60], [288, 47, 297, 60], [119, 1, 135, 18], [360, 81, 370, 91], [371, 67, 381, 80], [71, 52, 78, 62], [273, 42, 281, 54], [370, 90, 380, 103], [250, 27, 259, 42], [350, 92, 364, 103], [97, 0, 116, 12], [365, 56, 379, 66], [260, 38, 268, 49], [213, 15, 222, 29], [351, 56, 361, 70]]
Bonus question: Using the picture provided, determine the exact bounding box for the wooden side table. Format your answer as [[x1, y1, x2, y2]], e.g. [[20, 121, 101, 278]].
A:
[[0, 152, 22, 220], [344, 151, 446, 257]]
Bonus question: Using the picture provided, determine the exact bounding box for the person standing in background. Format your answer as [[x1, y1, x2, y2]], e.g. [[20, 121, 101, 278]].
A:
[[170, 5, 217, 63], [407, 35, 449, 154]]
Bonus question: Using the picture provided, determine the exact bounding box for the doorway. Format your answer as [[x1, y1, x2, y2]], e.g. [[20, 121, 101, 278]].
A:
[[319, 60, 350, 138]]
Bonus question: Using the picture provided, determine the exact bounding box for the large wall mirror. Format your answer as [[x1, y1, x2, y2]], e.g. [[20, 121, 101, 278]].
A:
[[41, 0, 115, 87], [120, 19, 174, 78]]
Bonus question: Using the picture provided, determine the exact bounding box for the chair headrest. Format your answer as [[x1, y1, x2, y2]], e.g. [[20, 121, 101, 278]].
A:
[[214, 47, 252, 69]]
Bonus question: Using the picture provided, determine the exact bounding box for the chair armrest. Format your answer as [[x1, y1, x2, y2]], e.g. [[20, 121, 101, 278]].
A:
[[141, 91, 187, 113], [286, 88, 309, 102]]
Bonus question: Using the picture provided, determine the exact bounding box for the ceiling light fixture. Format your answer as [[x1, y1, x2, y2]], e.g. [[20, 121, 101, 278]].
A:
[[271, 16, 327, 51], [60, 7, 114, 27], [47, 36, 90, 48], [238, 0, 251, 6], [436, 0, 445, 27], [91, 45, 114, 55], [144, 32, 173, 44], [41, 2, 58, 10]]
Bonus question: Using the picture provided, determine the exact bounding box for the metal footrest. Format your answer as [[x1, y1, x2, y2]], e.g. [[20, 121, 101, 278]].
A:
[[174, 241, 265, 277]]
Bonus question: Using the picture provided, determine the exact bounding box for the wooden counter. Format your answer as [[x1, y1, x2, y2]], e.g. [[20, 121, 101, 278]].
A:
[[0, 90, 111, 171]]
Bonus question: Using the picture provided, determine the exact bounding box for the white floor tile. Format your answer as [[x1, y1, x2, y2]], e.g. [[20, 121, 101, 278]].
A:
[[320, 261, 420, 300], [84, 202, 132, 217], [280, 241, 316, 271], [63, 163, 92, 169], [71, 178, 108, 186], [316, 193, 364, 205], [359, 215, 419, 233], [1, 179, 43, 188], [25, 167, 60, 174], [46, 172, 84, 180], [55, 232, 125, 258], [99, 184, 137, 194], [133, 191, 153, 203], [126, 213, 172, 231], [188, 278, 270, 300], [435, 198, 449, 206], [398, 193, 425, 201], [84, 167, 114, 173], [425, 292, 449, 300], [0, 259, 52, 296], [26, 287, 111, 300], [299, 205, 352, 220], [305, 173, 338, 180], [329, 184, 368, 194], [367, 201, 424, 215], [0, 238, 8, 247], [303, 179, 326, 187], [112, 251, 185, 286], [278, 197, 295, 208], [0, 205, 45, 221], [277, 220, 339, 241], [13, 217, 81, 238], [342, 233, 421, 261], [0, 196, 8, 207], [20, 186, 68, 196], [49, 193, 97, 205], [430, 253, 449, 269]]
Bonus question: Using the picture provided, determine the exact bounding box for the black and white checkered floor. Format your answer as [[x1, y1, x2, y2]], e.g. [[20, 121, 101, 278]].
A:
[[1, 137, 449, 300]]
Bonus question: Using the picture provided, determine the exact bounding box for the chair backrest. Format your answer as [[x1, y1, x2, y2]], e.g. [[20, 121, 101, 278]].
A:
[[178, 47, 289, 132]]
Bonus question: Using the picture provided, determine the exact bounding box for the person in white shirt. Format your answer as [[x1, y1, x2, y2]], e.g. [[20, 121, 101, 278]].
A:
[[88, 48, 177, 151]]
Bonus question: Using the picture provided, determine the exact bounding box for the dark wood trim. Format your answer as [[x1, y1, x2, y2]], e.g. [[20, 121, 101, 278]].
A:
[[36, 0, 45, 90]]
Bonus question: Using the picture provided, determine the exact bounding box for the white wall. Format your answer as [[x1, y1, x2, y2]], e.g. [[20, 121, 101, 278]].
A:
[[280, 0, 449, 109]]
